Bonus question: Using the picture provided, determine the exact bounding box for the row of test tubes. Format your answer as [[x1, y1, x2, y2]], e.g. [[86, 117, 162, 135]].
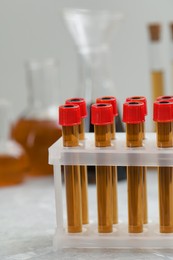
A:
[[58, 95, 173, 234]]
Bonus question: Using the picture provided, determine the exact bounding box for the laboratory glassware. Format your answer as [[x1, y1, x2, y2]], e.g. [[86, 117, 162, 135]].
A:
[[148, 24, 164, 103], [0, 100, 28, 186], [11, 59, 62, 176], [59, 104, 82, 233]]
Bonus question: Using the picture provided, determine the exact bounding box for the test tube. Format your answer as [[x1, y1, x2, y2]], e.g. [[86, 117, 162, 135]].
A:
[[91, 103, 114, 233], [59, 104, 82, 233], [153, 100, 173, 233], [65, 98, 89, 224], [123, 101, 145, 233], [126, 96, 148, 224], [148, 24, 164, 104], [96, 96, 118, 224]]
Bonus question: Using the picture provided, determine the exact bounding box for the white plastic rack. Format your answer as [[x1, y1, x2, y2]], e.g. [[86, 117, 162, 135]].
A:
[[49, 132, 173, 250]]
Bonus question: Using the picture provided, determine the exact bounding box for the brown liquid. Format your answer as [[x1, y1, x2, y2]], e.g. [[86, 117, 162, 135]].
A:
[[151, 71, 164, 102], [95, 124, 113, 233], [127, 166, 143, 233], [11, 119, 62, 176], [158, 167, 173, 233], [157, 122, 173, 233], [96, 166, 113, 233], [62, 125, 82, 233], [0, 152, 29, 186], [126, 123, 143, 233]]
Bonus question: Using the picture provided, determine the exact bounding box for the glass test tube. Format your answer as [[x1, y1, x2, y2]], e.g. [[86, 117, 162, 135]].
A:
[[123, 101, 144, 233], [96, 96, 118, 224], [148, 24, 164, 103], [126, 96, 148, 224], [59, 104, 82, 233], [91, 103, 113, 233], [66, 98, 89, 224], [153, 100, 173, 233]]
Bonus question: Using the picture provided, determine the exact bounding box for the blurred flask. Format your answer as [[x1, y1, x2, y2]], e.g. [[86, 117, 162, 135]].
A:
[[62, 9, 124, 132], [62, 9, 126, 181], [148, 23, 164, 103], [0, 100, 28, 186], [11, 59, 62, 176]]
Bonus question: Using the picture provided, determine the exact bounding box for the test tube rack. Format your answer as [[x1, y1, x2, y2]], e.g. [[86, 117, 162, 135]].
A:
[[49, 132, 173, 250]]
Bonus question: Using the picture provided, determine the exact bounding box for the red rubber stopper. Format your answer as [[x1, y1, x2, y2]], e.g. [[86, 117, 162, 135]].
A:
[[65, 97, 87, 118], [153, 100, 173, 122], [91, 103, 114, 125], [126, 96, 147, 116], [96, 96, 118, 117], [156, 95, 173, 103], [59, 104, 81, 126], [123, 101, 145, 124]]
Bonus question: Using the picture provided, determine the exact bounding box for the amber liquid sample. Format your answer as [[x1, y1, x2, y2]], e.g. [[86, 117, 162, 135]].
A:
[[158, 167, 173, 233], [96, 166, 113, 233], [62, 125, 82, 233], [94, 125, 111, 147], [157, 122, 173, 233], [156, 122, 173, 147], [65, 165, 82, 233], [11, 119, 62, 176], [111, 121, 118, 224], [142, 122, 148, 224], [110, 122, 115, 140], [95, 124, 113, 233], [143, 167, 148, 224], [127, 166, 143, 233], [126, 124, 143, 147], [62, 125, 78, 147], [126, 123, 143, 233], [79, 119, 89, 225], [112, 165, 118, 224], [151, 71, 164, 102], [80, 165, 89, 224], [0, 152, 29, 187]]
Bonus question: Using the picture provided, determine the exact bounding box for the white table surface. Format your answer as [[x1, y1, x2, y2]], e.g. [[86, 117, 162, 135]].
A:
[[1, 170, 173, 260]]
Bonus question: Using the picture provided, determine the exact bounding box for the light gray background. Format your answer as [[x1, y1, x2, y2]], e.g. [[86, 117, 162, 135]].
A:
[[0, 0, 173, 130]]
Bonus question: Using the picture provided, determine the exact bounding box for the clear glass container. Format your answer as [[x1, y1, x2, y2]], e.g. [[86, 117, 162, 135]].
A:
[[0, 100, 28, 186], [11, 59, 62, 176], [62, 9, 123, 132], [148, 23, 165, 103]]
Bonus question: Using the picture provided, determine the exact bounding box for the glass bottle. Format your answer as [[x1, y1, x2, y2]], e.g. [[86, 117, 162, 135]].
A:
[[11, 59, 62, 176], [148, 23, 165, 103], [0, 100, 28, 186]]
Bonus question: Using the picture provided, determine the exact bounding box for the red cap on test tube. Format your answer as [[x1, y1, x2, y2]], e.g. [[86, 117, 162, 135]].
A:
[[59, 104, 81, 126], [123, 101, 145, 124], [91, 103, 114, 125], [96, 96, 118, 117], [126, 96, 147, 116], [65, 98, 87, 118], [153, 101, 173, 122]]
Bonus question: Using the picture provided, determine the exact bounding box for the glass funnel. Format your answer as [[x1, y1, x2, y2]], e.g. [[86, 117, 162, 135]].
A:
[[62, 9, 123, 131], [62, 9, 126, 182], [11, 59, 62, 176]]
